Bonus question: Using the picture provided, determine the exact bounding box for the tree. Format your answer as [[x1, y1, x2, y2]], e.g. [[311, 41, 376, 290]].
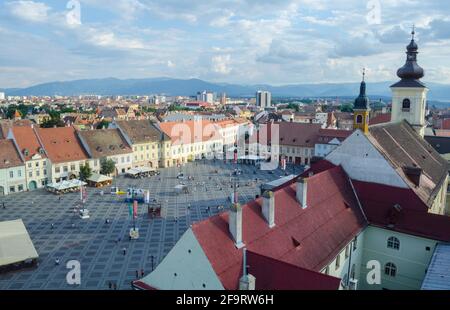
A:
[[96, 120, 110, 129], [41, 110, 65, 128], [79, 163, 92, 181], [340, 104, 354, 113], [100, 158, 116, 175]]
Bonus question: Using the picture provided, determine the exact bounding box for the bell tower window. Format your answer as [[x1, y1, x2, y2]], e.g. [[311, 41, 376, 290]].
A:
[[356, 115, 363, 124], [402, 98, 411, 112]]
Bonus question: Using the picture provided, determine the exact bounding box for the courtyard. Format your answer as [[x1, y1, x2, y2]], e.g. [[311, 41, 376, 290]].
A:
[[0, 160, 298, 290]]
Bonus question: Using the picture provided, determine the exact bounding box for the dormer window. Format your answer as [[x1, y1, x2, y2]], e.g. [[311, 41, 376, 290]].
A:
[[402, 98, 411, 112], [23, 149, 29, 156]]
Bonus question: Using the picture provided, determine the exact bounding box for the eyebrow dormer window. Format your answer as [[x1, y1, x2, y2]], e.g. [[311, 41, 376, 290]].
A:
[[402, 99, 411, 112]]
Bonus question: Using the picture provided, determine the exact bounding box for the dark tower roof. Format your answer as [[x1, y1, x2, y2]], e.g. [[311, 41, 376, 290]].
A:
[[391, 27, 426, 88], [354, 69, 370, 110]]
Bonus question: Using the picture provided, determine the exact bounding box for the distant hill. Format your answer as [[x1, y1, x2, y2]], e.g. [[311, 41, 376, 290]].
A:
[[2, 77, 450, 102]]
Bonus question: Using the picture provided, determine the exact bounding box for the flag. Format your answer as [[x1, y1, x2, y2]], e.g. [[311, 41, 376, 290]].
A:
[[133, 200, 138, 219], [128, 204, 133, 217], [233, 149, 238, 164]]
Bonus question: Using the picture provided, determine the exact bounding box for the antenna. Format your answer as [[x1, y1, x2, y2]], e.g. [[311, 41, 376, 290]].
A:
[[362, 68, 366, 82], [412, 24, 415, 40]]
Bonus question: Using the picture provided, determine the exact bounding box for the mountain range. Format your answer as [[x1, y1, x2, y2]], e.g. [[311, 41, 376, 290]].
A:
[[2, 77, 450, 102]]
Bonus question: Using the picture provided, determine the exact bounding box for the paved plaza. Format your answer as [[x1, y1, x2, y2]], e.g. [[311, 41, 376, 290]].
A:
[[0, 160, 299, 290]]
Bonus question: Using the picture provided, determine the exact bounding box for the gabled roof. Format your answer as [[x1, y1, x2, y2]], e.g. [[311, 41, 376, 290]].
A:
[[245, 251, 341, 290], [368, 120, 449, 206], [192, 166, 366, 290], [159, 120, 222, 144], [115, 119, 169, 144], [0, 139, 23, 169], [12, 126, 46, 161], [36, 127, 89, 163], [352, 180, 450, 242], [78, 129, 132, 158]]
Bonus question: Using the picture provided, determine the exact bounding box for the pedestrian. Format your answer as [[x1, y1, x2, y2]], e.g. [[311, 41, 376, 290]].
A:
[[108, 282, 112, 289], [123, 247, 127, 255], [2, 202, 5, 209], [135, 270, 139, 279], [113, 283, 117, 290], [51, 223, 54, 229], [141, 269, 144, 277], [55, 258, 60, 265]]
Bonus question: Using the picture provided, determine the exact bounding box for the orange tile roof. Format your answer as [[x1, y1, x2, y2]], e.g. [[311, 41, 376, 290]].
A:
[[159, 120, 222, 145], [12, 126, 47, 161], [0, 139, 23, 169], [36, 127, 88, 163]]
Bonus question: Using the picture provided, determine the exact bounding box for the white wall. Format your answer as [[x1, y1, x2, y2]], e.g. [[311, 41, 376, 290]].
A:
[[359, 226, 437, 290], [140, 228, 224, 290], [326, 130, 408, 188]]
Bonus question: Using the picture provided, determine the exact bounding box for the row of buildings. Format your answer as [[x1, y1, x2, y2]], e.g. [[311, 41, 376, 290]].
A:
[[0, 118, 250, 196]]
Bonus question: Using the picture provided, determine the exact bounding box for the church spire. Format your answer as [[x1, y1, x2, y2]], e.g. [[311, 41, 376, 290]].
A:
[[396, 26, 424, 81], [353, 69, 370, 134]]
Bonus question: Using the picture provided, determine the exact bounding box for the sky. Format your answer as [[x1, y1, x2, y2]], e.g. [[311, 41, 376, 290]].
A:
[[0, 0, 450, 88]]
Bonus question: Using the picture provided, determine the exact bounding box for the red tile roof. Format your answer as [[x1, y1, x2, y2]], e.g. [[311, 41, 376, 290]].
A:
[[369, 113, 391, 125], [0, 139, 23, 169], [36, 127, 89, 163], [352, 180, 450, 242], [192, 166, 366, 290], [246, 251, 341, 290], [317, 128, 352, 143], [12, 126, 46, 161]]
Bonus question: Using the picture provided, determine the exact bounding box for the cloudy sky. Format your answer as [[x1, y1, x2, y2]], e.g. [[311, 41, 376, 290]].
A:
[[0, 0, 450, 88]]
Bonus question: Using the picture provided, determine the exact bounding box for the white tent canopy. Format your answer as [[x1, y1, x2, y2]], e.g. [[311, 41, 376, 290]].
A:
[[46, 179, 86, 191], [87, 173, 112, 183], [0, 219, 39, 267]]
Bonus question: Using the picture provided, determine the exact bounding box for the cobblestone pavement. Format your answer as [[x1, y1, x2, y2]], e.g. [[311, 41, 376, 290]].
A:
[[0, 160, 300, 290]]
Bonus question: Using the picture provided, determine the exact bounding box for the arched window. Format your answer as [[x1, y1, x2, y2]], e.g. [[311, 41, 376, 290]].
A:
[[384, 262, 397, 277], [356, 115, 363, 124], [402, 98, 411, 111], [387, 236, 400, 250]]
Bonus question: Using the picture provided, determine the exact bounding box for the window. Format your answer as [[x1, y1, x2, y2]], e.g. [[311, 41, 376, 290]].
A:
[[63, 166, 68, 172], [28, 163, 32, 168], [36, 162, 39, 167], [345, 245, 350, 258], [9, 171, 13, 178], [36, 171, 40, 177], [18, 185, 23, 191], [384, 262, 397, 277], [353, 236, 358, 251], [29, 171, 32, 177], [402, 98, 411, 111], [387, 236, 400, 250], [9, 186, 15, 193], [356, 115, 363, 124], [55, 167, 60, 173], [71, 164, 76, 171], [18, 170, 22, 177], [335, 254, 341, 270], [44, 169, 47, 176]]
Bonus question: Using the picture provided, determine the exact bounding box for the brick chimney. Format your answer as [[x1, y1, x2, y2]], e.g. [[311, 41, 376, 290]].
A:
[[229, 203, 244, 248], [262, 191, 275, 228], [296, 177, 308, 209]]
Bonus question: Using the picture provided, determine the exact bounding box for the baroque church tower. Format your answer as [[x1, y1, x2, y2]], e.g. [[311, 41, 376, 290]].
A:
[[390, 28, 428, 137], [353, 69, 370, 134]]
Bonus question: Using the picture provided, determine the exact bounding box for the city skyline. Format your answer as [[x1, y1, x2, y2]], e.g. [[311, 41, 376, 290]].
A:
[[1, 0, 450, 88]]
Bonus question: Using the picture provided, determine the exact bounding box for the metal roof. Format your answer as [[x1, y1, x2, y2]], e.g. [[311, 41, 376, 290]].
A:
[[421, 243, 450, 290]]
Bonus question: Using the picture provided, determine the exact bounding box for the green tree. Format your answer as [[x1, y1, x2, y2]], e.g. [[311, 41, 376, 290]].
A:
[[79, 163, 93, 181], [340, 104, 354, 113], [96, 120, 110, 129], [100, 158, 116, 175], [41, 112, 65, 128]]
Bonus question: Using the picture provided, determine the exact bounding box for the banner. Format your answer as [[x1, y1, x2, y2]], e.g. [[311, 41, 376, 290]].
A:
[[133, 200, 138, 219], [128, 204, 133, 217]]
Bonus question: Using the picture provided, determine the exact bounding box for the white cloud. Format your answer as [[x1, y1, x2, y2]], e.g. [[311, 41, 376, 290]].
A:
[[211, 54, 232, 75], [7, 0, 50, 22]]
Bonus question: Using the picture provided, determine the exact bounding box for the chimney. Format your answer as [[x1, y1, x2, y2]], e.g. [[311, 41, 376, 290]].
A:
[[296, 177, 308, 209], [262, 191, 275, 228], [239, 248, 256, 290], [229, 203, 244, 248]]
